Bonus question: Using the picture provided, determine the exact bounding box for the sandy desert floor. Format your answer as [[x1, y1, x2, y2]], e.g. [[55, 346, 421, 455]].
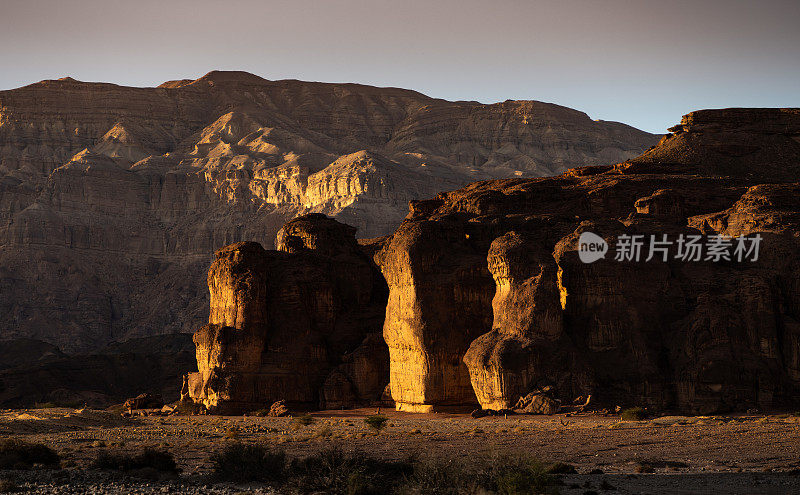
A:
[[2, 407, 800, 493]]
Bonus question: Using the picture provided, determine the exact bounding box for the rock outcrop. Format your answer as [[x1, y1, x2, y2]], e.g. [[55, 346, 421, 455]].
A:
[[463, 232, 567, 410], [377, 108, 800, 414], [176, 107, 800, 415], [0, 71, 657, 354], [377, 215, 496, 412], [626, 108, 800, 181], [185, 214, 389, 414]]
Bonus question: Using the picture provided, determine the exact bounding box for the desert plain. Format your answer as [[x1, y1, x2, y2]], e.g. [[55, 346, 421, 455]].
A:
[[2, 407, 800, 494]]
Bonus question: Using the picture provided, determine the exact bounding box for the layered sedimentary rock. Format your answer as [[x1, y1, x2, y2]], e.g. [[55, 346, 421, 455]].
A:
[[462, 232, 567, 410], [378, 108, 800, 414], [0, 71, 656, 354], [376, 214, 498, 412], [629, 108, 800, 181], [185, 214, 388, 413]]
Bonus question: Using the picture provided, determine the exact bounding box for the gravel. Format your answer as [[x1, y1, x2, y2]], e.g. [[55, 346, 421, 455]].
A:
[[0, 469, 279, 494]]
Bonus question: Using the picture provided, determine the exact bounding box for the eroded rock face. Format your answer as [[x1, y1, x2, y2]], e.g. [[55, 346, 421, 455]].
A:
[[377, 218, 495, 412], [627, 108, 800, 181], [463, 232, 566, 410], [0, 71, 657, 354], [187, 214, 389, 414], [377, 108, 800, 414]]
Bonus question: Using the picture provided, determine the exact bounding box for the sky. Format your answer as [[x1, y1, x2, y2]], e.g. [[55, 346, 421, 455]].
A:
[[0, 0, 797, 133]]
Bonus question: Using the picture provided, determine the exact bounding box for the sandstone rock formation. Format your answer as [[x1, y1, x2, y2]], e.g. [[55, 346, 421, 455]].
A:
[[629, 108, 800, 181], [463, 232, 566, 411], [0, 71, 657, 354], [185, 214, 389, 414], [377, 108, 800, 414]]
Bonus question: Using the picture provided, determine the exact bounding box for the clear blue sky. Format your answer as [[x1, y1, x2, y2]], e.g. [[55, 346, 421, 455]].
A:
[[1, 0, 797, 133]]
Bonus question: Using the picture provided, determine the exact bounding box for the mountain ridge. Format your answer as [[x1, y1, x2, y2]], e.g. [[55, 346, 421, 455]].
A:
[[0, 70, 658, 353]]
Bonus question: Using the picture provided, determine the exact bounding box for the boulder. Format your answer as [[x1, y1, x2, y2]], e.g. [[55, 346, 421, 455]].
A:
[[514, 393, 561, 415], [471, 408, 490, 419], [123, 393, 163, 411]]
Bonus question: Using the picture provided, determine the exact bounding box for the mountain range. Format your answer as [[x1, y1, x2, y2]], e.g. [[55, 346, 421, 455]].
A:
[[0, 70, 657, 354]]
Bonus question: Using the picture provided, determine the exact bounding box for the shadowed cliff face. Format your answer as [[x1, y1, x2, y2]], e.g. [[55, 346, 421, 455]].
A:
[[186, 215, 389, 414], [0, 71, 657, 353], [376, 108, 800, 414], [0, 334, 197, 408]]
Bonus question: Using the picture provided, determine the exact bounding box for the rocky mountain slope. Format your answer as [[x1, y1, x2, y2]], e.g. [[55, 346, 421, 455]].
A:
[[0, 71, 657, 353], [0, 334, 196, 408], [183, 108, 800, 415]]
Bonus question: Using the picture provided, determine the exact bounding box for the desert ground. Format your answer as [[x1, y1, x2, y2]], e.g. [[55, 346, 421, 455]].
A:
[[2, 407, 800, 494]]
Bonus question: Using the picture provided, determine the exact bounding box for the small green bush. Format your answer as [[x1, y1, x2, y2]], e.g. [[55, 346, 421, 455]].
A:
[[402, 455, 556, 495], [636, 459, 688, 472], [211, 443, 286, 482], [315, 425, 333, 438], [288, 447, 412, 495], [620, 407, 647, 421], [92, 448, 177, 472], [600, 479, 616, 490], [484, 457, 556, 495], [0, 440, 60, 469], [404, 458, 473, 495], [207, 446, 558, 494], [496, 469, 552, 495], [364, 414, 388, 432], [0, 478, 20, 493], [636, 463, 655, 473]]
